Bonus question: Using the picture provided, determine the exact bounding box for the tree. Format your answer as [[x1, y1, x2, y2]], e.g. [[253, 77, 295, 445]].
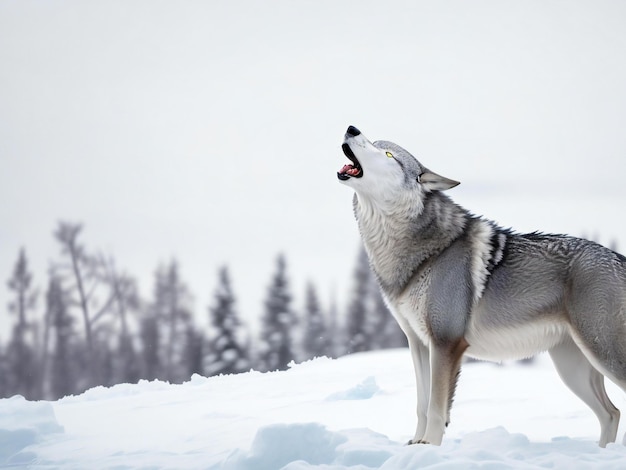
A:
[[53, 222, 117, 387], [301, 282, 331, 360], [206, 266, 250, 376], [184, 325, 205, 378], [258, 254, 297, 371], [139, 313, 161, 380], [345, 247, 372, 354], [102, 258, 141, 384], [368, 275, 407, 350], [143, 260, 194, 383], [326, 289, 340, 359], [6, 248, 37, 335], [5, 248, 39, 399], [46, 276, 76, 399], [344, 246, 408, 355]]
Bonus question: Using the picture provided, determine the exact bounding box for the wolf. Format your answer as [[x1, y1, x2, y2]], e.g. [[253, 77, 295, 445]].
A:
[[337, 125, 626, 447]]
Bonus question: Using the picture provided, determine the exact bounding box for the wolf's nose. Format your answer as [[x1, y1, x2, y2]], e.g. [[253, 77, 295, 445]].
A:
[[346, 125, 361, 137]]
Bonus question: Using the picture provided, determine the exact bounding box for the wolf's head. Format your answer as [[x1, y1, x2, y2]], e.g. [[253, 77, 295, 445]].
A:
[[337, 126, 459, 205]]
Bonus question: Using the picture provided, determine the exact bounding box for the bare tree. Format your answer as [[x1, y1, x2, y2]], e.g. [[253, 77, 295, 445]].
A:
[[53, 222, 117, 386], [102, 257, 141, 384]]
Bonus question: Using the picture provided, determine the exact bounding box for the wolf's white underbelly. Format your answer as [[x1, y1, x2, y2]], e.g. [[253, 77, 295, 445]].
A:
[[464, 312, 568, 361]]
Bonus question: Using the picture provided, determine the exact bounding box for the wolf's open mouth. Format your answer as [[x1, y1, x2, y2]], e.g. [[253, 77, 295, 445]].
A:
[[337, 143, 363, 180]]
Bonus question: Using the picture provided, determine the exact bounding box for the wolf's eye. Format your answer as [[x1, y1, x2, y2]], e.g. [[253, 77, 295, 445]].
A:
[[385, 151, 394, 158]]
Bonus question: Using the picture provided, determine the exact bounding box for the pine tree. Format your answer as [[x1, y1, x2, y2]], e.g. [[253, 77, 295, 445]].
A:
[[258, 254, 297, 371], [139, 313, 161, 380], [47, 276, 76, 399], [5, 248, 39, 399], [301, 282, 330, 360], [0, 347, 10, 398], [184, 325, 205, 377], [344, 246, 408, 355], [206, 266, 250, 376], [326, 289, 340, 358], [369, 275, 407, 350], [143, 260, 194, 383], [345, 247, 372, 354]]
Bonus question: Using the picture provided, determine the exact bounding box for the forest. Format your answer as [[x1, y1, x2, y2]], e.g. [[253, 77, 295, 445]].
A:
[[0, 221, 406, 401]]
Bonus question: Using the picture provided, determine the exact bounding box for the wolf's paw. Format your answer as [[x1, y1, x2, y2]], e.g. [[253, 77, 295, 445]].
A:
[[407, 439, 430, 445]]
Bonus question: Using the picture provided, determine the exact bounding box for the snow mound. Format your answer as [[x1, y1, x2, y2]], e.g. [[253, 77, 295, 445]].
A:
[[388, 427, 626, 470], [326, 376, 380, 401], [218, 423, 398, 470], [0, 395, 63, 466], [217, 425, 626, 470], [218, 423, 348, 469]]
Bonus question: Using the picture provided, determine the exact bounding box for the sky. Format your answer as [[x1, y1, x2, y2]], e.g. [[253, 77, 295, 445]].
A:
[[1, 0, 626, 337]]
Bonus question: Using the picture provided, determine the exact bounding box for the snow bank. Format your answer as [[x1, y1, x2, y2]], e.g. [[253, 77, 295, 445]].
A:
[[2, 350, 626, 469], [218, 423, 626, 470], [0, 395, 63, 467]]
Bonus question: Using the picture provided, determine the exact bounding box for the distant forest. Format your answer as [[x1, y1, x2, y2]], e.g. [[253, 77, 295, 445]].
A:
[[1, 221, 407, 401]]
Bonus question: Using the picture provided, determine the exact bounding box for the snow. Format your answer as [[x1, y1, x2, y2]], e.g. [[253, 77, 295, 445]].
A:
[[3, 349, 626, 469]]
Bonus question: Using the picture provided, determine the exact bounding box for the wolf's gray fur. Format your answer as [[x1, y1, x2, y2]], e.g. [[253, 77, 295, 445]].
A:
[[337, 125, 626, 447]]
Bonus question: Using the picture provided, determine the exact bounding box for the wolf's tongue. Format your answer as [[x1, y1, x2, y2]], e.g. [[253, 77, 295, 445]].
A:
[[339, 164, 353, 174]]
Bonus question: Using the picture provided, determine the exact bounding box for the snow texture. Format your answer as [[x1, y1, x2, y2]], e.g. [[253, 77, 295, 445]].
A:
[[3, 350, 626, 469]]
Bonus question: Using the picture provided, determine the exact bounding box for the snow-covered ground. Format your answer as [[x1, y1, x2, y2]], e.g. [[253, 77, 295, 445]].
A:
[[3, 349, 626, 469]]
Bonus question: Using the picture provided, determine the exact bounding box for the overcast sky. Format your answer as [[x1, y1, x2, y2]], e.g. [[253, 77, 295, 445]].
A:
[[1, 0, 626, 338]]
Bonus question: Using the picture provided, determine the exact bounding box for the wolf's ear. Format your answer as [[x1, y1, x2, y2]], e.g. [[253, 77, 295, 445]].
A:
[[419, 170, 460, 191]]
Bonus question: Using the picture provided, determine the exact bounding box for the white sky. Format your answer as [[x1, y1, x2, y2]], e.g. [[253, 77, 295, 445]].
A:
[[1, 0, 626, 338]]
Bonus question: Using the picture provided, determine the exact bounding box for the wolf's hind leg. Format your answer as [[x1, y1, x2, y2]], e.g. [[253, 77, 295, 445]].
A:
[[406, 334, 430, 444], [549, 337, 620, 447]]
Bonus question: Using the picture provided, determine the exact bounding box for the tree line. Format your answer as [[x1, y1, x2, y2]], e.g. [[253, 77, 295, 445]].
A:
[[1, 221, 406, 401]]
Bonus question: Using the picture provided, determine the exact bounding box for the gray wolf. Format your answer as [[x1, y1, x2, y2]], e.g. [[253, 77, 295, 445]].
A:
[[337, 125, 626, 447]]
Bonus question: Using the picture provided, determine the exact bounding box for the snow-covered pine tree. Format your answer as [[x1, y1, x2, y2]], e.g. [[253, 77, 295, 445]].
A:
[[258, 254, 297, 372], [301, 282, 331, 360], [206, 266, 250, 376]]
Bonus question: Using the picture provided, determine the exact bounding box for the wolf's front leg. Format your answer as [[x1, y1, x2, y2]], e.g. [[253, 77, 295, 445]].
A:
[[407, 335, 430, 444], [419, 339, 468, 445]]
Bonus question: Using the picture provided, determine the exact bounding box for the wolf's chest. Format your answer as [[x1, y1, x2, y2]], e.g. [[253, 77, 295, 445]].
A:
[[386, 267, 433, 345]]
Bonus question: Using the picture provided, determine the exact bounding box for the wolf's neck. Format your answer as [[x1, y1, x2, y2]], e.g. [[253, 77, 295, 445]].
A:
[[354, 191, 468, 297]]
